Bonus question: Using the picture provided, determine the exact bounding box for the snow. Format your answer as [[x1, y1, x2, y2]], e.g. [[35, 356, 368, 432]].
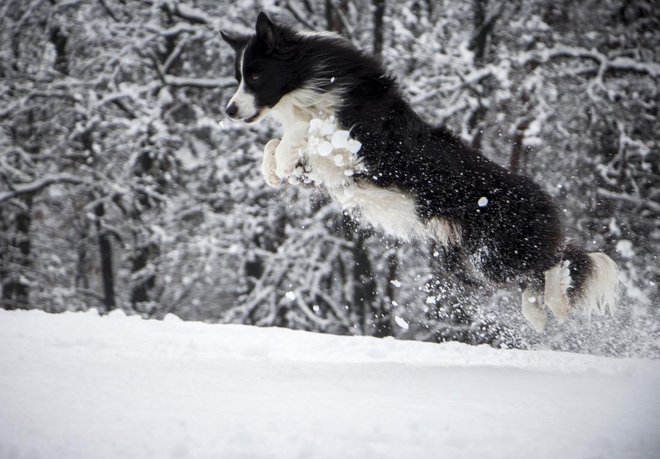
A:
[[394, 315, 410, 330], [330, 130, 350, 148], [316, 140, 333, 156], [1, 309, 659, 459], [616, 239, 634, 259]]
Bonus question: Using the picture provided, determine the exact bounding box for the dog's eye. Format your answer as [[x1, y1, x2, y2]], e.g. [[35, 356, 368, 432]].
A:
[[248, 73, 261, 82]]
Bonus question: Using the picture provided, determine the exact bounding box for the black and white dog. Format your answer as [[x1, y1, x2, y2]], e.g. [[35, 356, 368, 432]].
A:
[[221, 12, 618, 331]]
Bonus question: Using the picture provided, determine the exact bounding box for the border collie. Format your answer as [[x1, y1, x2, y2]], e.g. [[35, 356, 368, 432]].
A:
[[221, 12, 618, 331]]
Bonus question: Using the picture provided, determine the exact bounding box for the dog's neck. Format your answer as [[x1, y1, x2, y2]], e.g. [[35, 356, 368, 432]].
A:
[[271, 86, 343, 126]]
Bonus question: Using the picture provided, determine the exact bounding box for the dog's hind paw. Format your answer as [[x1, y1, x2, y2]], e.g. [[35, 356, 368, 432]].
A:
[[544, 264, 571, 323], [522, 289, 547, 332]]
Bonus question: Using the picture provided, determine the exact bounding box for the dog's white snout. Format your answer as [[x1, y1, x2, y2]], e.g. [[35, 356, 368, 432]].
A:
[[226, 82, 258, 121]]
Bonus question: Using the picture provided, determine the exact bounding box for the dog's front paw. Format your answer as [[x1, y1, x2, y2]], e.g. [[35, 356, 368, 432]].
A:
[[262, 139, 281, 187]]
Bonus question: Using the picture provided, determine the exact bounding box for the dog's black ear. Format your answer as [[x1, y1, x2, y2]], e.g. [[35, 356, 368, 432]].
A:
[[255, 12, 280, 51], [220, 29, 246, 52]]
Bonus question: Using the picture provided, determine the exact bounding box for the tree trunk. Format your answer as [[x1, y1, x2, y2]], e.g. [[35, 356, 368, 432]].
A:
[[426, 244, 478, 343], [129, 243, 157, 311], [1, 194, 33, 309], [469, 0, 489, 63], [342, 215, 380, 335], [373, 0, 386, 58], [509, 117, 532, 174], [466, 0, 499, 151], [49, 24, 68, 75], [373, 248, 396, 338], [325, 0, 342, 33], [95, 203, 115, 312], [75, 217, 90, 290]]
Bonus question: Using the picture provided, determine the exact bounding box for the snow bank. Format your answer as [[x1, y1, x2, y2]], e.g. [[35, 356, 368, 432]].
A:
[[1, 309, 659, 459]]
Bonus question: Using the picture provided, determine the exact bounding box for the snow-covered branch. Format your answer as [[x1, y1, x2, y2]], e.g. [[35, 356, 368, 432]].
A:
[[519, 45, 660, 78], [161, 1, 210, 25], [163, 76, 235, 89], [597, 188, 660, 213], [0, 173, 95, 204]]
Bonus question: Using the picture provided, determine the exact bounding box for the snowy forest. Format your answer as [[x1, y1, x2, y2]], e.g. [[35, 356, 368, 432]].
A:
[[0, 0, 658, 357]]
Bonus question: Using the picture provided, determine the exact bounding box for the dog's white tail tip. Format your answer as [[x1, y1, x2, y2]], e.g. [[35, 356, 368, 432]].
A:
[[577, 252, 619, 316]]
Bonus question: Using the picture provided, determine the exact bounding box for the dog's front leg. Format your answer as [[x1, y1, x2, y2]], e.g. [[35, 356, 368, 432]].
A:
[[274, 141, 301, 180], [262, 138, 281, 186], [274, 121, 308, 180]]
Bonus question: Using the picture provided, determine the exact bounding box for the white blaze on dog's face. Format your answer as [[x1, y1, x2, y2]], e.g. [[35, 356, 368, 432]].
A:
[[221, 13, 303, 124], [225, 47, 269, 124]]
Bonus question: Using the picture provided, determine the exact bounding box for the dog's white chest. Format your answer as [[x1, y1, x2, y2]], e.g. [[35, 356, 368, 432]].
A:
[[269, 96, 459, 245], [303, 119, 459, 244]]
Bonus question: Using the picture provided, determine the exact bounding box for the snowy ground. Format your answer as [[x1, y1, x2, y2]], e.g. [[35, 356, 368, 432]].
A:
[[1, 310, 659, 459]]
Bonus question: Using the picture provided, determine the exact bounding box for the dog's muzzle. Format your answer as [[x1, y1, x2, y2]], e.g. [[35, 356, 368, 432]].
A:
[[225, 102, 239, 119]]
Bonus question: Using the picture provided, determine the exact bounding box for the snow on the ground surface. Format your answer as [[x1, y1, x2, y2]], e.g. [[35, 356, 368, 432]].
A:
[[1, 310, 659, 459]]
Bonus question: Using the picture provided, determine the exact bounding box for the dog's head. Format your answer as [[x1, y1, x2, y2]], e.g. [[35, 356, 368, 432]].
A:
[[221, 13, 303, 124]]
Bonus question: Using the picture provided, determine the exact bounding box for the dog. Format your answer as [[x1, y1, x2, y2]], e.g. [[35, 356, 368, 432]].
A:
[[221, 12, 618, 331]]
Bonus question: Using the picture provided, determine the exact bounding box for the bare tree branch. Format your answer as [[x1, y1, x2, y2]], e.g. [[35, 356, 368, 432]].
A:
[[520, 45, 660, 78], [0, 174, 95, 204]]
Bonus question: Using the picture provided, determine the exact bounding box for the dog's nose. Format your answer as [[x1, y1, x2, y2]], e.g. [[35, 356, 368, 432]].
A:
[[225, 103, 239, 119]]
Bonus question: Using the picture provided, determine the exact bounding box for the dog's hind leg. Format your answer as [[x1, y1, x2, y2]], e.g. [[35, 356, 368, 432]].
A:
[[521, 276, 547, 332], [544, 260, 572, 323]]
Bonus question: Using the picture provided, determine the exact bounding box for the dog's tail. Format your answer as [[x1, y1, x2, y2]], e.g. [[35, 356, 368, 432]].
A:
[[544, 245, 618, 322]]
